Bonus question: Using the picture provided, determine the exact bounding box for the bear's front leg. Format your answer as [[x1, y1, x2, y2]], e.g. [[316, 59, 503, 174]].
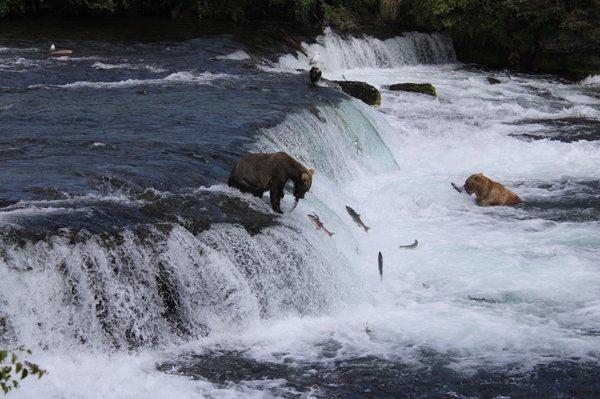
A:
[[270, 186, 284, 214], [476, 197, 492, 206]]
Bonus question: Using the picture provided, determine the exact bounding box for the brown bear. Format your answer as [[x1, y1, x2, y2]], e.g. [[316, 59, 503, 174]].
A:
[[463, 173, 521, 206], [309, 67, 322, 85], [228, 152, 315, 213]]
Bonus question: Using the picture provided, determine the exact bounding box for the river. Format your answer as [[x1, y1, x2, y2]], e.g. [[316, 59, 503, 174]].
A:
[[1, 20, 600, 398]]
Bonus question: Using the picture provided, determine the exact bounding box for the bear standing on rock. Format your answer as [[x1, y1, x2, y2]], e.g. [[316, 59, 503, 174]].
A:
[[464, 173, 521, 206], [228, 152, 315, 214]]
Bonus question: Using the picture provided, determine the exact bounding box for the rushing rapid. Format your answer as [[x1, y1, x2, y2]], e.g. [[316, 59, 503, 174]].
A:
[[1, 24, 600, 398]]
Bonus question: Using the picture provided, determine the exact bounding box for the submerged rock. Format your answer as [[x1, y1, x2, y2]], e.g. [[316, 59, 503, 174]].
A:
[[0, 314, 15, 344], [388, 83, 437, 97], [333, 80, 381, 106], [0, 199, 17, 208], [487, 77, 502, 84]]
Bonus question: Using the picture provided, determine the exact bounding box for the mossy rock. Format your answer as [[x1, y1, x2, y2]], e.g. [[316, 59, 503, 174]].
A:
[[388, 83, 437, 97], [334, 80, 381, 106]]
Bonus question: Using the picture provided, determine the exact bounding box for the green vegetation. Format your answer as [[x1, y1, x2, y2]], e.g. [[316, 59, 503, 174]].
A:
[[388, 83, 437, 97], [0, 0, 182, 17], [0, 0, 379, 27], [0, 0, 598, 77], [407, 0, 599, 52], [2, 0, 597, 46], [0, 347, 46, 395], [405, 0, 600, 76]]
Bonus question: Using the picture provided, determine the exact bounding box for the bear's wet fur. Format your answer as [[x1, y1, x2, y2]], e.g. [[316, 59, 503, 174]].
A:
[[464, 173, 521, 206], [309, 67, 322, 85], [228, 152, 315, 213]]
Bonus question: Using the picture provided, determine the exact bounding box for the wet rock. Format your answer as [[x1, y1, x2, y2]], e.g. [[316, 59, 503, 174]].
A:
[[0, 199, 17, 208], [388, 83, 437, 97], [0, 191, 279, 247], [333, 81, 381, 106], [487, 77, 502, 84], [0, 314, 15, 344], [155, 261, 194, 337]]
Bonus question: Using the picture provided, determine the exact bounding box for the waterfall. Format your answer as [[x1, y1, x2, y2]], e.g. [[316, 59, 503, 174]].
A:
[[270, 27, 456, 73], [0, 210, 366, 349], [2, 27, 456, 354], [0, 98, 390, 351], [257, 99, 398, 183]]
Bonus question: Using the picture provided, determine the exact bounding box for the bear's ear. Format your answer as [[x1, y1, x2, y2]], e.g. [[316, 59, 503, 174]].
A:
[[301, 173, 310, 184], [309, 168, 315, 175], [477, 172, 484, 177]]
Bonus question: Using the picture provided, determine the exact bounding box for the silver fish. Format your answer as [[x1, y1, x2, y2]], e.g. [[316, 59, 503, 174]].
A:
[[289, 197, 300, 213], [378, 251, 383, 281], [345, 206, 370, 232], [399, 239, 418, 249], [451, 182, 465, 193], [307, 213, 334, 237]]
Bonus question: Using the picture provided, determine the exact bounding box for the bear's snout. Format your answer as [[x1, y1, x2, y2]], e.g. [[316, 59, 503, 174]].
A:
[[463, 180, 475, 195], [294, 188, 306, 199]]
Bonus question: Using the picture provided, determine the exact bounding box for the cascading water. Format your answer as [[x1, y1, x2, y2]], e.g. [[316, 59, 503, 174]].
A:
[[1, 25, 600, 398], [269, 27, 456, 72]]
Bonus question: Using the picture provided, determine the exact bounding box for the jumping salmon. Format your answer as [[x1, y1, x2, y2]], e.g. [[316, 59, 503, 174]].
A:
[[399, 239, 418, 249], [289, 197, 300, 212], [307, 213, 334, 237], [345, 206, 370, 232], [451, 182, 464, 193]]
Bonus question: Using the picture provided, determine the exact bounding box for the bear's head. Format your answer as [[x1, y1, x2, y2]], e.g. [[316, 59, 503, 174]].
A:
[[464, 173, 492, 197], [294, 168, 315, 199]]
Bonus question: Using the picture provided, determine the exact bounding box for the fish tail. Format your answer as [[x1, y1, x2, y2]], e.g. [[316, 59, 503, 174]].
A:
[[364, 226, 371, 232]]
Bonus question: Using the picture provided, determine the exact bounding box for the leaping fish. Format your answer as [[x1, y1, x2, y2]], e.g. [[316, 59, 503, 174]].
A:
[[399, 239, 418, 249], [307, 213, 334, 237], [378, 251, 383, 281], [451, 182, 465, 193], [289, 197, 300, 212], [345, 206, 370, 232]]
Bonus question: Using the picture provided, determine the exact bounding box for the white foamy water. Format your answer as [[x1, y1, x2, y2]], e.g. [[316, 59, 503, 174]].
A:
[[216, 50, 251, 61], [0, 46, 38, 53], [581, 74, 600, 86], [92, 61, 167, 73], [243, 66, 600, 367], [0, 56, 39, 72], [28, 71, 235, 89], [6, 30, 600, 398], [264, 27, 455, 73]]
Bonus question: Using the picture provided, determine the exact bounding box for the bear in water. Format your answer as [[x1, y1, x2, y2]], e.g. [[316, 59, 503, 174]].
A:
[[309, 67, 322, 85], [228, 152, 315, 213], [464, 173, 521, 206]]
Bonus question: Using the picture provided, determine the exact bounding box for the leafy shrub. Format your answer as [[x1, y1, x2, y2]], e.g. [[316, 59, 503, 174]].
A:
[[0, 347, 46, 395]]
